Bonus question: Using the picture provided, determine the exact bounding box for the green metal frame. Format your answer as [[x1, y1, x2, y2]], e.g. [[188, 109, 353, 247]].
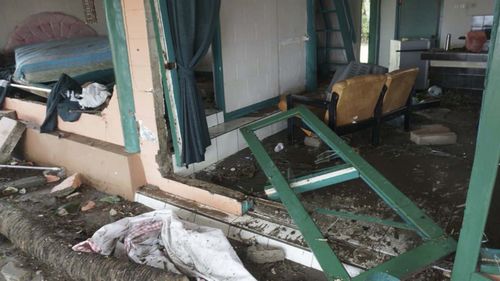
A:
[[306, 0, 318, 91], [240, 106, 455, 281], [451, 2, 500, 280], [224, 96, 280, 122], [150, 0, 183, 165], [212, 18, 226, 114], [151, 1, 227, 166], [103, 0, 140, 153], [367, 0, 380, 64], [317, 0, 356, 77]]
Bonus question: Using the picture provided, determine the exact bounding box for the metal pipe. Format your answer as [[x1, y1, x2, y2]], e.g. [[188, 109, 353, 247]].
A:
[[0, 165, 62, 171]]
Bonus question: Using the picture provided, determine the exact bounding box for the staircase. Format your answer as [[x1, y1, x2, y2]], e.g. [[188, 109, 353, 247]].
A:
[[317, 0, 357, 77]]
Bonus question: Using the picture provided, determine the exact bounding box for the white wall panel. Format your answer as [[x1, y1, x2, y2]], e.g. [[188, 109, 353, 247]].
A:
[[220, 0, 307, 113]]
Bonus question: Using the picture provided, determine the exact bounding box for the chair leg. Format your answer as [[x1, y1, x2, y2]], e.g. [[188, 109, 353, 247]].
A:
[[404, 112, 411, 132], [286, 95, 295, 144], [372, 119, 381, 146], [287, 117, 295, 144]]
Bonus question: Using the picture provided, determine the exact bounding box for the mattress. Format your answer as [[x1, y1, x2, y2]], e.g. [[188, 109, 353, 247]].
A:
[[13, 36, 114, 85]]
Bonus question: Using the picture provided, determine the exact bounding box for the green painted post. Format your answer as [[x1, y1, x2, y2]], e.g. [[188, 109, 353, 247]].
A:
[[104, 0, 140, 153], [451, 1, 500, 280], [148, 0, 182, 165], [333, 0, 356, 61], [241, 127, 351, 281], [367, 0, 380, 64], [213, 18, 226, 113], [306, 0, 318, 91]]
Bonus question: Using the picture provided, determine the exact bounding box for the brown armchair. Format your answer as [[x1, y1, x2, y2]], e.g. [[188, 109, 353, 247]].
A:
[[285, 74, 387, 143], [372, 67, 419, 145]]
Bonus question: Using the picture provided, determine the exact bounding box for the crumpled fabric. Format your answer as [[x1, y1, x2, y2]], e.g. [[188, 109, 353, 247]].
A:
[[69, 82, 110, 108], [73, 210, 256, 281], [40, 74, 82, 133], [0, 79, 10, 107]]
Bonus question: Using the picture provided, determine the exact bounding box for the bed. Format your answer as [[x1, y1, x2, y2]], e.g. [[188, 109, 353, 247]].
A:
[[13, 36, 114, 86]]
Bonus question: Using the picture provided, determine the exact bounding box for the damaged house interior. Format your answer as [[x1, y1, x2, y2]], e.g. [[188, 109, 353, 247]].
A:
[[0, 0, 499, 280]]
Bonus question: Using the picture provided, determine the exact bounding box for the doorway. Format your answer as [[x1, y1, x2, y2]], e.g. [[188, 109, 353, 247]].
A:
[[397, 0, 442, 46]]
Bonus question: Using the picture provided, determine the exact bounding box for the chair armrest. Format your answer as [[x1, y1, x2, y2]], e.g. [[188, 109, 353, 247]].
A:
[[287, 94, 330, 109]]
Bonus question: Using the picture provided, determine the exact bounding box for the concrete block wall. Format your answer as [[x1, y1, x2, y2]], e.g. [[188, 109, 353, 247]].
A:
[[121, 0, 244, 215], [220, 0, 307, 113]]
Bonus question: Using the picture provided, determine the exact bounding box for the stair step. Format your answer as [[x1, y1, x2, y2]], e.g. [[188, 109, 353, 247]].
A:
[[320, 8, 337, 13], [319, 46, 346, 50], [317, 28, 341, 32]]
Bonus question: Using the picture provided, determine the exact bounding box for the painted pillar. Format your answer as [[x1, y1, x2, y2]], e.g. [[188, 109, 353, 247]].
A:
[[306, 0, 318, 91], [104, 0, 140, 153]]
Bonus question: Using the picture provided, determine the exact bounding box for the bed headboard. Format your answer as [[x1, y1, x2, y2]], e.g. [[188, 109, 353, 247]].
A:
[[4, 12, 98, 53]]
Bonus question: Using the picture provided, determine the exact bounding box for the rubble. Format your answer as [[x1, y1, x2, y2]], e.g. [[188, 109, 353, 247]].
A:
[[246, 244, 285, 264], [50, 173, 82, 197], [99, 195, 121, 204], [0, 110, 17, 120], [0, 176, 47, 192], [304, 136, 321, 148], [1, 261, 32, 281], [81, 201, 96, 212]]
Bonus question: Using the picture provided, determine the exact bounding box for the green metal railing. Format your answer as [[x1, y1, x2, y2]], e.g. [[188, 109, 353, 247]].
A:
[[240, 106, 455, 281]]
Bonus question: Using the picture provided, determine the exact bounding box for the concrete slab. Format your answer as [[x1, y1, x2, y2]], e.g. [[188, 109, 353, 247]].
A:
[[0, 117, 25, 163], [410, 124, 457, 145]]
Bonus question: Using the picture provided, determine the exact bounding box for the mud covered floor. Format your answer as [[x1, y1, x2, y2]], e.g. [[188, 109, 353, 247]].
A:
[[195, 92, 500, 280], [0, 167, 325, 281]]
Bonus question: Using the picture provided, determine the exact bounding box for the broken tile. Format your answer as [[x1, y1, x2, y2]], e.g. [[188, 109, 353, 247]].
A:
[[50, 173, 83, 197], [246, 244, 285, 264]]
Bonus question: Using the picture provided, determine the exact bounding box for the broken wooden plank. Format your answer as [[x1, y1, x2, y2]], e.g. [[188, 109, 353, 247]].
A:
[[0, 118, 26, 163], [0, 176, 46, 192], [0, 110, 17, 120]]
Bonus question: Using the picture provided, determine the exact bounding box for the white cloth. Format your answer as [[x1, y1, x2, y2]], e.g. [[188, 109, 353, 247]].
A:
[[73, 210, 256, 281], [68, 82, 110, 108]]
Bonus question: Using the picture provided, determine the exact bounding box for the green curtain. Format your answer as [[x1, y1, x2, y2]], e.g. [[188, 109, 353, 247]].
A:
[[166, 0, 221, 165]]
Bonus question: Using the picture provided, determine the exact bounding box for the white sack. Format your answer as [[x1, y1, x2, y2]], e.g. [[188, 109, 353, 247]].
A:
[[73, 210, 256, 281]]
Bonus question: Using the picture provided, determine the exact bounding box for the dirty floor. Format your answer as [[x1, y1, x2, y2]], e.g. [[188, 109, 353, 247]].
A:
[[195, 92, 498, 280], [0, 167, 325, 281]]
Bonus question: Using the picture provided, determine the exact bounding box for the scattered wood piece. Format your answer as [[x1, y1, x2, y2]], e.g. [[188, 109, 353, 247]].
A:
[[99, 195, 121, 204], [0, 176, 47, 192], [57, 202, 80, 216], [0, 110, 17, 120], [50, 173, 82, 197], [0, 118, 26, 163], [410, 124, 457, 145], [81, 201, 96, 212], [0, 201, 188, 281]]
